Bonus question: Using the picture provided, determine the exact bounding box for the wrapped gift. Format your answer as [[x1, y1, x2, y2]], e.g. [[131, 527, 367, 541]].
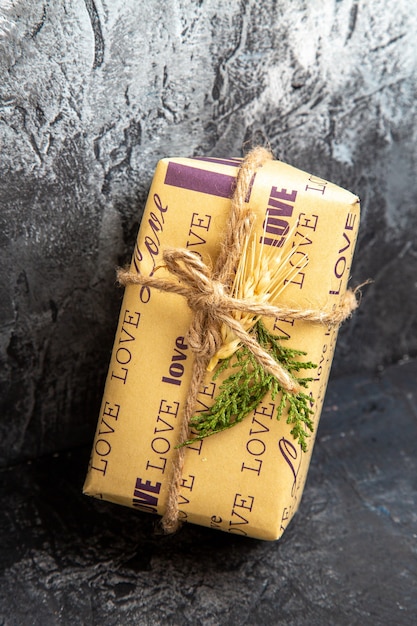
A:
[[83, 151, 360, 540]]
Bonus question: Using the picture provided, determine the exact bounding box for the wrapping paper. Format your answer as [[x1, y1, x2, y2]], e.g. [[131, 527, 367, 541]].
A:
[[84, 156, 360, 540]]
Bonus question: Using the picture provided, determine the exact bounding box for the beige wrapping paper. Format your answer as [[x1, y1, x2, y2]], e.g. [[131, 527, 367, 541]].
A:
[[83, 156, 360, 540]]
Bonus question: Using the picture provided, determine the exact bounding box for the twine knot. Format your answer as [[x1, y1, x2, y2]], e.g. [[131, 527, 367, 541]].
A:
[[162, 248, 227, 313], [155, 249, 224, 358]]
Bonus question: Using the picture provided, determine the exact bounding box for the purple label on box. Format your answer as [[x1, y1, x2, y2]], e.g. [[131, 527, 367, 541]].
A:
[[164, 162, 237, 199]]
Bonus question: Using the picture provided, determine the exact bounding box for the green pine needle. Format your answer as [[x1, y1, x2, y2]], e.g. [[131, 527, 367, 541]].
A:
[[181, 320, 317, 452]]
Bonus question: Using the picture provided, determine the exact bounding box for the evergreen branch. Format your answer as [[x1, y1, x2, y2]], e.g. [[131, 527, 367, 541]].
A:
[[181, 320, 317, 451]]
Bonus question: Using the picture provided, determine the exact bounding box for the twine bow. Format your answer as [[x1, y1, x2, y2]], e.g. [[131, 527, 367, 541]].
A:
[[118, 147, 358, 533]]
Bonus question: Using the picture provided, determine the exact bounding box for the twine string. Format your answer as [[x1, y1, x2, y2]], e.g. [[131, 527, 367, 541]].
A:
[[117, 147, 359, 533]]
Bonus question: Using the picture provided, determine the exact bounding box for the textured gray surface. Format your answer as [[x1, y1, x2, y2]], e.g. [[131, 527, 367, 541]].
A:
[[1, 3, 416, 623], [1, 3, 417, 464], [0, 359, 416, 625]]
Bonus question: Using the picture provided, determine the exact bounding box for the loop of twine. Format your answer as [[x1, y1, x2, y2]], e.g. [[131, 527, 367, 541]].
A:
[[118, 147, 359, 533]]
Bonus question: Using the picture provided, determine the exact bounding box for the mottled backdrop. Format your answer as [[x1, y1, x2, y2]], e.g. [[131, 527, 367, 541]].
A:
[[1, 0, 416, 466]]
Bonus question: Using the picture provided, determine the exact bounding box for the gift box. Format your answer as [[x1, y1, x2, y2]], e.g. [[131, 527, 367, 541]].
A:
[[83, 152, 360, 540]]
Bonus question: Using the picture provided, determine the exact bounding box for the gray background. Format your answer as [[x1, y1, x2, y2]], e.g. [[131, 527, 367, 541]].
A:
[[1, 2, 417, 625], [1, 1, 416, 464]]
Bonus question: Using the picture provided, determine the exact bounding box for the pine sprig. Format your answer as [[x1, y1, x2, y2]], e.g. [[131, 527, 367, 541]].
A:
[[181, 320, 317, 451]]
